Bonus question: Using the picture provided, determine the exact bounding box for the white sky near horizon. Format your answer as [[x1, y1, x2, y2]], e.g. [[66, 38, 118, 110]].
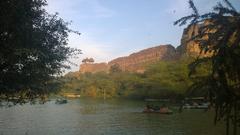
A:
[[45, 0, 240, 73]]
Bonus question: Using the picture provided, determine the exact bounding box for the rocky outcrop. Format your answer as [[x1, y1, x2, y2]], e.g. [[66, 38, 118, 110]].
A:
[[177, 24, 201, 55], [78, 22, 211, 74], [79, 63, 109, 73], [177, 21, 212, 57], [108, 44, 177, 72], [79, 45, 178, 73]]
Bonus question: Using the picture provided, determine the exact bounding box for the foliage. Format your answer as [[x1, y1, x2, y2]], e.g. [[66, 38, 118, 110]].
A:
[[60, 57, 195, 100], [175, 0, 240, 134], [109, 64, 122, 73], [82, 58, 94, 63], [0, 0, 80, 103], [61, 72, 117, 98]]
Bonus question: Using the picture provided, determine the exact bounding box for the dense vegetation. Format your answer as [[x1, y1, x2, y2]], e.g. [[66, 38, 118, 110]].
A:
[[0, 0, 80, 103], [60, 56, 209, 100]]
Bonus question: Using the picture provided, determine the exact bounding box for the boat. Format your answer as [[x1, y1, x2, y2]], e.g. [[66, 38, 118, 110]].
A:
[[181, 97, 210, 109], [143, 109, 173, 114], [144, 98, 170, 102], [143, 106, 173, 114], [55, 98, 67, 104], [182, 103, 209, 109]]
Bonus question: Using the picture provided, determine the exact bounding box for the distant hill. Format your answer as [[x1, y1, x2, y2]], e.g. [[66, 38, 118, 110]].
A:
[[79, 22, 207, 73]]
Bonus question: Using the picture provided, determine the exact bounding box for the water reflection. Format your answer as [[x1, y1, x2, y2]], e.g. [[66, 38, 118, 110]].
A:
[[0, 99, 225, 135]]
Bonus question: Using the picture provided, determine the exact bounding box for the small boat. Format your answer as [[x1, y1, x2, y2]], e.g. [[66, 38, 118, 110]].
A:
[[143, 110, 173, 114], [181, 97, 210, 109], [144, 98, 170, 102], [143, 107, 173, 114], [55, 98, 67, 104], [182, 103, 209, 109]]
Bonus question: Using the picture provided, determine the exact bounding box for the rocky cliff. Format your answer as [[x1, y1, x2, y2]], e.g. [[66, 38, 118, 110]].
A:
[[79, 23, 207, 73], [108, 44, 177, 72], [177, 21, 212, 57], [79, 44, 178, 73], [176, 24, 200, 55]]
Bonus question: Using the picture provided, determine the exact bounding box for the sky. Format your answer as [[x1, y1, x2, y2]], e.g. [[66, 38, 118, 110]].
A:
[[46, 0, 240, 72]]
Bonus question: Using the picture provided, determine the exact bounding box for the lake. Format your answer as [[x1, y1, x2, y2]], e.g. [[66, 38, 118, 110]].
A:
[[0, 98, 225, 135]]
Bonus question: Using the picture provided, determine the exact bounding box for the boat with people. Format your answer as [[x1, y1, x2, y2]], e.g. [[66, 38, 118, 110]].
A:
[[143, 104, 173, 114], [55, 98, 68, 104], [181, 97, 210, 109]]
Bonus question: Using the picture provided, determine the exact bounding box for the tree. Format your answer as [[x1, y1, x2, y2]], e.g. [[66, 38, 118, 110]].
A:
[[175, 0, 240, 135], [82, 58, 94, 64], [88, 58, 94, 63], [0, 0, 80, 103]]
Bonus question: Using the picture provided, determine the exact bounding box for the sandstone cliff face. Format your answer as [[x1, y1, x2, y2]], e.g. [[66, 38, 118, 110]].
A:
[[79, 45, 177, 73], [177, 21, 212, 57], [177, 24, 201, 56], [108, 44, 177, 72], [79, 63, 109, 73], [78, 22, 210, 73]]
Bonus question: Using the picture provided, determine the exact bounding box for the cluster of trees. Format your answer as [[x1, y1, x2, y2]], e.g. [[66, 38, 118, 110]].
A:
[[60, 56, 203, 100], [82, 58, 94, 64], [0, 0, 80, 103]]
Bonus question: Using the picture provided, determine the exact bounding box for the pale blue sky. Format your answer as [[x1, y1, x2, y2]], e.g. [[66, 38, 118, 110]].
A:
[[46, 0, 240, 72]]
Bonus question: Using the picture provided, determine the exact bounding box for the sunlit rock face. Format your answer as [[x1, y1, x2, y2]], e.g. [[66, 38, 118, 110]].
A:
[[79, 63, 109, 73], [79, 45, 177, 73], [78, 22, 212, 74], [177, 21, 212, 57], [177, 24, 201, 56], [108, 44, 177, 72]]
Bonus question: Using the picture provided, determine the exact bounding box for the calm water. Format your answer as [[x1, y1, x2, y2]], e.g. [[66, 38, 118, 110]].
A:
[[0, 99, 225, 135]]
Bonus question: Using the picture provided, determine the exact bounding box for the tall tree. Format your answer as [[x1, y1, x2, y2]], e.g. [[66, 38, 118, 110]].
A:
[[0, 0, 80, 102], [175, 0, 240, 135]]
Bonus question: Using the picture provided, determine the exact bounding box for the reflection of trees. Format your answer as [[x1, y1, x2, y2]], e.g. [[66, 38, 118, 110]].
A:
[[175, 0, 240, 135]]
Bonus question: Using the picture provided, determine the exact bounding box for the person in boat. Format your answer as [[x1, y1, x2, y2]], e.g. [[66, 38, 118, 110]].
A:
[[159, 104, 169, 113], [179, 100, 185, 112], [192, 101, 198, 106], [144, 104, 155, 112]]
